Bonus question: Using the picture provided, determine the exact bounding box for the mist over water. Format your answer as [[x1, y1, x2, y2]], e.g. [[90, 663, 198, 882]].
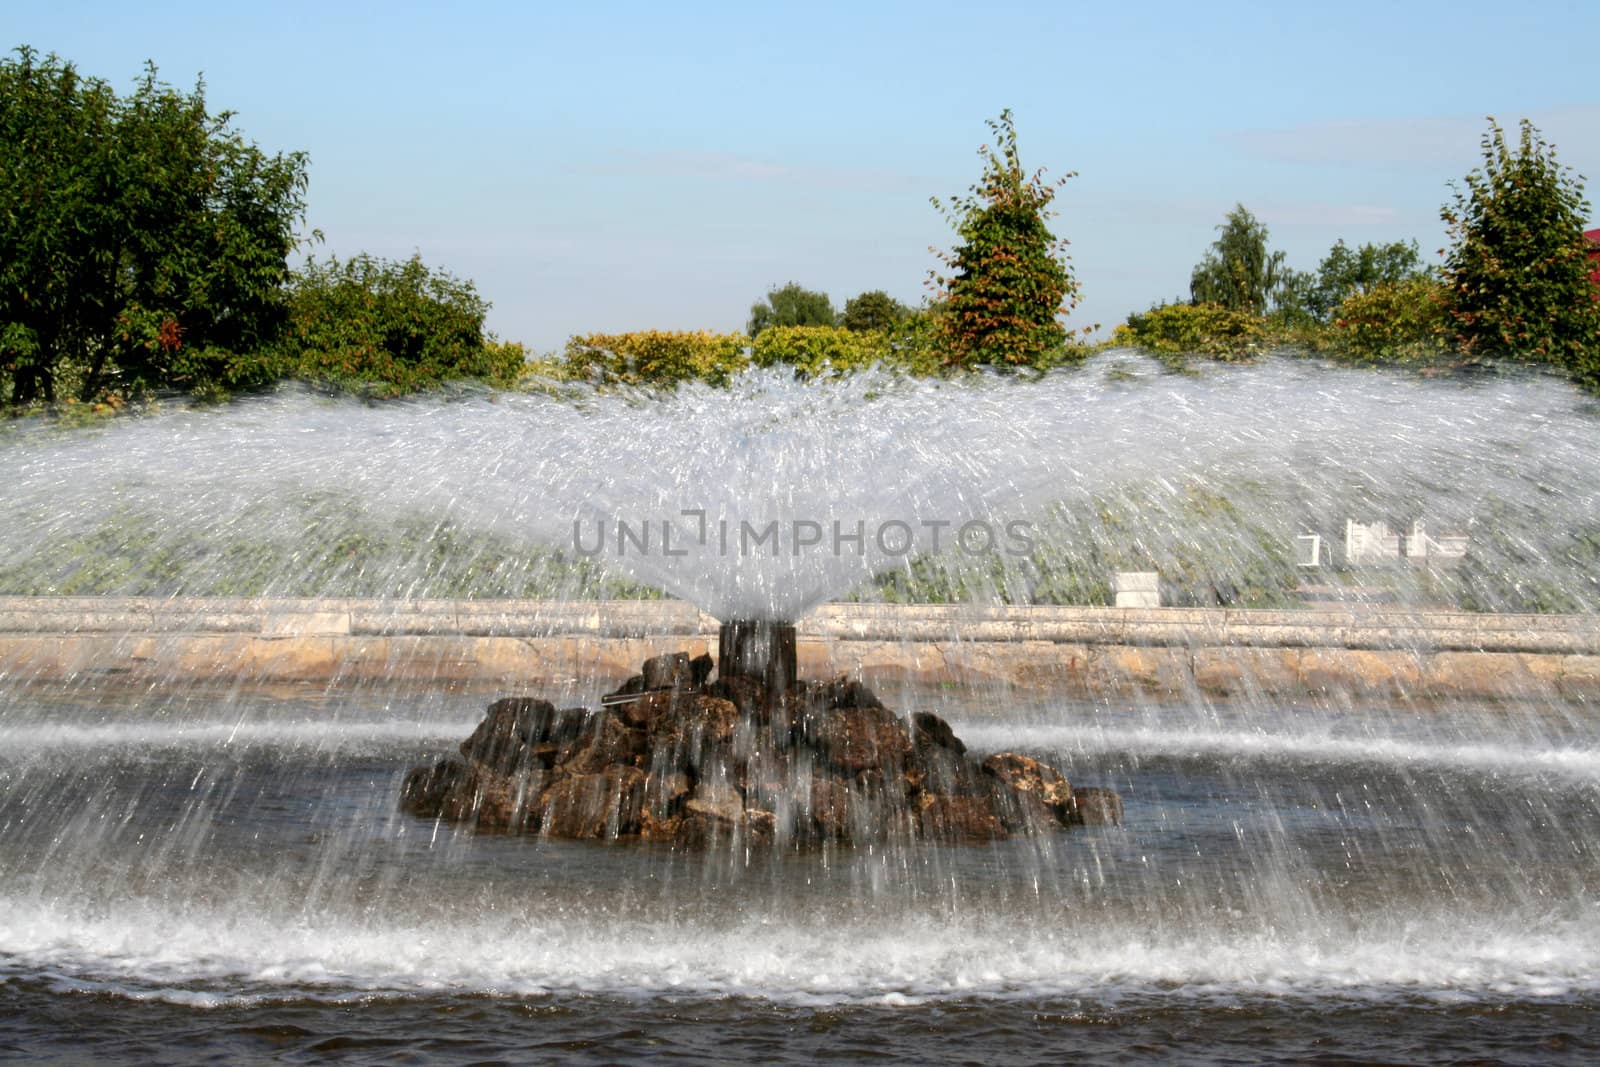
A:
[[3, 352, 1598, 616], [3, 354, 1600, 1062]]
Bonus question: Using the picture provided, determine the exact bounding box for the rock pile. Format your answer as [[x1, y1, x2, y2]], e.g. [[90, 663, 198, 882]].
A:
[[401, 650, 1121, 846]]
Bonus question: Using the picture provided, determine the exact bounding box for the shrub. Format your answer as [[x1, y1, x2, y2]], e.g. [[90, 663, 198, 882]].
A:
[[882, 310, 948, 376], [751, 325, 889, 376], [1325, 277, 1451, 363], [283, 253, 511, 395], [931, 110, 1083, 368], [563, 330, 750, 387], [1441, 117, 1600, 386], [1118, 302, 1264, 361], [481, 337, 532, 382]]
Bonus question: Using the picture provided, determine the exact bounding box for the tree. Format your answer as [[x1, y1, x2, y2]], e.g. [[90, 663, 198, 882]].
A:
[[1276, 239, 1430, 324], [284, 254, 519, 395], [1189, 205, 1287, 316], [931, 109, 1080, 366], [1308, 239, 1427, 322], [1441, 117, 1600, 385], [0, 48, 310, 404], [839, 290, 910, 332], [747, 282, 834, 336]]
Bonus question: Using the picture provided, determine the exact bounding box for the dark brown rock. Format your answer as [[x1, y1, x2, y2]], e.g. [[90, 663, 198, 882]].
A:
[[642, 652, 692, 691], [649, 694, 740, 770], [907, 741, 988, 798], [560, 709, 644, 775], [1070, 786, 1124, 826], [829, 677, 885, 709], [402, 646, 1105, 848], [639, 808, 683, 840], [983, 752, 1074, 813], [912, 711, 966, 754], [464, 766, 547, 830], [916, 794, 1007, 841], [741, 751, 792, 812], [684, 782, 744, 824], [643, 770, 692, 818], [400, 757, 470, 818], [528, 707, 591, 766], [703, 675, 767, 718], [612, 688, 685, 730], [459, 697, 558, 774], [744, 806, 777, 844], [677, 780, 749, 847], [541, 766, 646, 838], [991, 783, 1059, 834], [805, 705, 911, 775]]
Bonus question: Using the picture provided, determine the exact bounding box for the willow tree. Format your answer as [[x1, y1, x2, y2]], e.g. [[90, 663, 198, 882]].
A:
[[1189, 204, 1287, 316], [931, 110, 1081, 367]]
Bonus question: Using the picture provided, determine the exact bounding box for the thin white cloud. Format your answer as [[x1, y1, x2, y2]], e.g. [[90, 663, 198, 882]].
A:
[[1221, 106, 1600, 171]]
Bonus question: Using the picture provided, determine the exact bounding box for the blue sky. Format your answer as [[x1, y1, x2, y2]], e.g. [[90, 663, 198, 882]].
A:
[[10, 1, 1599, 350]]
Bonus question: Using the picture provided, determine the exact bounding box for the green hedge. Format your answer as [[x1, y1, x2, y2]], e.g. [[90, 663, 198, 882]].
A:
[[562, 330, 750, 387], [750, 325, 890, 376], [1117, 302, 1265, 361]]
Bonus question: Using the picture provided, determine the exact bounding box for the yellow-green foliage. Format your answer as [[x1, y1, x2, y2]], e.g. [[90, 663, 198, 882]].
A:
[[1326, 277, 1451, 363], [563, 330, 750, 387], [480, 338, 531, 384], [884, 311, 949, 375], [1118, 302, 1264, 361], [751, 325, 890, 376]]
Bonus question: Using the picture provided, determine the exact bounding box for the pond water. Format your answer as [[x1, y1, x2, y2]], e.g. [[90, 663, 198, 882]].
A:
[[1, 682, 1595, 1064]]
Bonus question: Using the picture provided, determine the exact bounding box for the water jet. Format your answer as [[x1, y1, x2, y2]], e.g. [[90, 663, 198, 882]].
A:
[[2, 356, 1599, 1061]]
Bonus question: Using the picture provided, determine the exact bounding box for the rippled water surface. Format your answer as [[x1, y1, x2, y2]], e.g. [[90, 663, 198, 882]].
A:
[[2, 682, 1597, 1064]]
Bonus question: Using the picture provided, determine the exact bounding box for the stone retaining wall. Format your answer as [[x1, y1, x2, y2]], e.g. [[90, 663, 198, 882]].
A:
[[1, 596, 1596, 699]]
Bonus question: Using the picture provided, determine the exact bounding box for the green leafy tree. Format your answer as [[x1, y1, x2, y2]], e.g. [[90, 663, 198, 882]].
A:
[[747, 282, 835, 335], [0, 48, 309, 404], [283, 253, 519, 395], [931, 109, 1081, 367], [839, 290, 910, 332], [1285, 239, 1428, 323], [1189, 204, 1286, 316], [1441, 117, 1600, 385]]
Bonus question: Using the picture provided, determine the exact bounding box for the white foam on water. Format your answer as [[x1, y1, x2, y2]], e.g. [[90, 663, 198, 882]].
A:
[[0, 718, 478, 757], [6, 713, 1596, 785], [955, 721, 1600, 784], [1, 892, 1596, 1008]]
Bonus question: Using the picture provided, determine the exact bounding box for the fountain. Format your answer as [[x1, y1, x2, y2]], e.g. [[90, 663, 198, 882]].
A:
[[2, 355, 1599, 1062]]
